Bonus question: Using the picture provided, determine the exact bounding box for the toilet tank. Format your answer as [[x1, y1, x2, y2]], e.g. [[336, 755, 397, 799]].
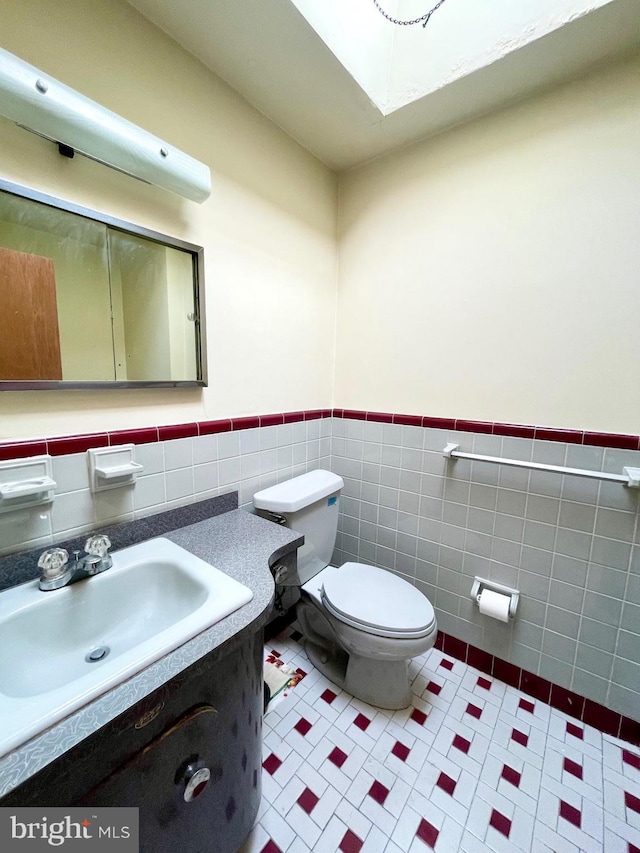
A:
[[253, 470, 344, 584]]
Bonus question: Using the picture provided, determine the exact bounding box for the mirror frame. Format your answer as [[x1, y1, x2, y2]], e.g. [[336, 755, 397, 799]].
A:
[[0, 178, 207, 391]]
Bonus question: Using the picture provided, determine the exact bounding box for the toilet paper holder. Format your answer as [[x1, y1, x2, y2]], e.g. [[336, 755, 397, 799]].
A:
[[470, 577, 519, 620]]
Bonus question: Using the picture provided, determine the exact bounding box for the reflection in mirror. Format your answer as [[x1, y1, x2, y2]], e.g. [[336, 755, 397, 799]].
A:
[[108, 233, 197, 382], [0, 181, 205, 389]]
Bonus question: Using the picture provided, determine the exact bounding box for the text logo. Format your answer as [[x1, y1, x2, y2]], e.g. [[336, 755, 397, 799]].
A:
[[1, 808, 138, 850]]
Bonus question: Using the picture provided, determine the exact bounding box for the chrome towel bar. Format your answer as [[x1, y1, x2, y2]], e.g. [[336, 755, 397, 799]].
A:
[[442, 443, 640, 488]]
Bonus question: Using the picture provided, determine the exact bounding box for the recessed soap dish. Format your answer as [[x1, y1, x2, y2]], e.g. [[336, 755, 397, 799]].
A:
[[88, 445, 143, 492], [0, 455, 56, 514]]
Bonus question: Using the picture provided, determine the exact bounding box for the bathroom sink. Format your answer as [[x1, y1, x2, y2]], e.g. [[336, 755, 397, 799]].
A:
[[0, 537, 253, 757]]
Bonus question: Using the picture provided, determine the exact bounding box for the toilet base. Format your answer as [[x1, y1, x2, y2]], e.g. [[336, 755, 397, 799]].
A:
[[304, 640, 347, 691], [344, 651, 412, 710], [304, 639, 413, 710], [297, 596, 420, 710]]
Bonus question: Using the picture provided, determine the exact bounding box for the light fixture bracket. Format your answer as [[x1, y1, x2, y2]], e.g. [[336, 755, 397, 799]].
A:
[[0, 48, 211, 203]]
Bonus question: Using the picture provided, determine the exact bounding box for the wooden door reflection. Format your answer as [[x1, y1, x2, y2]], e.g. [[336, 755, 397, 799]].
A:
[[0, 246, 62, 380]]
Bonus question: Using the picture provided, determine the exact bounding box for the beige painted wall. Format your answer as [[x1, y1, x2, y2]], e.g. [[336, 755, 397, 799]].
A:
[[0, 0, 337, 440], [336, 54, 640, 434]]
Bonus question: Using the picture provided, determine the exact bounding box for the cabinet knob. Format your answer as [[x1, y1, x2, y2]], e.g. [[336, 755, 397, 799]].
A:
[[182, 761, 211, 802]]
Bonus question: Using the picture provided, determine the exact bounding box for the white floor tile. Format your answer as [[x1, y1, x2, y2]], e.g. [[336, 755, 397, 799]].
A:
[[312, 815, 349, 852], [260, 805, 297, 851], [252, 629, 639, 853], [238, 821, 270, 853], [287, 838, 312, 853], [273, 776, 306, 817], [287, 804, 322, 849], [532, 822, 582, 853], [308, 784, 343, 831]]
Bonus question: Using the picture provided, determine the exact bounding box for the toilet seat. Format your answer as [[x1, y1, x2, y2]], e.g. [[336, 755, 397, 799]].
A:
[[320, 562, 436, 640]]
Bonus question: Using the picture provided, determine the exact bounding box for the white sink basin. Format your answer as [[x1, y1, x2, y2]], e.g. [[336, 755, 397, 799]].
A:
[[0, 537, 253, 757]]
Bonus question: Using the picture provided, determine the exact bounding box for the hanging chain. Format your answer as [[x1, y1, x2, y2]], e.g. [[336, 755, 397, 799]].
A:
[[372, 0, 449, 28]]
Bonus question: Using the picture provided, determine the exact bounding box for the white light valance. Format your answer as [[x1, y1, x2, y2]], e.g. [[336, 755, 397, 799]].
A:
[[0, 48, 211, 203]]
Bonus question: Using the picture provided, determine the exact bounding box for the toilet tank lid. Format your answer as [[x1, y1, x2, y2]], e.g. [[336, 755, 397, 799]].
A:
[[253, 469, 344, 513]]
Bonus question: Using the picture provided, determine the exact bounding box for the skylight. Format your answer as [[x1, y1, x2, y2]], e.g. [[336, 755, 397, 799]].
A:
[[289, 0, 618, 115]]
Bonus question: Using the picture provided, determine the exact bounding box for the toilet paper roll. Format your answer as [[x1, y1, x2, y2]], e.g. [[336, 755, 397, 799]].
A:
[[478, 588, 511, 622]]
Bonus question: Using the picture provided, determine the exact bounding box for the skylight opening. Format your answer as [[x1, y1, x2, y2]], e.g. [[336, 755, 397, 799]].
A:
[[289, 0, 619, 116]]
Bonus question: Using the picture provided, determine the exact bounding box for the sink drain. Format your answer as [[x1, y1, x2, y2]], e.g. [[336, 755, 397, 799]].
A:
[[85, 645, 110, 663]]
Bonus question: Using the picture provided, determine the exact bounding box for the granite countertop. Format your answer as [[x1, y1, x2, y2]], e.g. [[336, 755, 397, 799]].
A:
[[0, 508, 302, 798]]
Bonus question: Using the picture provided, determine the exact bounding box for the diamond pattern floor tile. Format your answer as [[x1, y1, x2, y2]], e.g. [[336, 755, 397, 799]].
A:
[[238, 629, 640, 853]]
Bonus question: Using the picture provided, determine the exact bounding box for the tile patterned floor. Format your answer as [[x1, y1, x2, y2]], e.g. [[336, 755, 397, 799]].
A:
[[240, 628, 640, 853]]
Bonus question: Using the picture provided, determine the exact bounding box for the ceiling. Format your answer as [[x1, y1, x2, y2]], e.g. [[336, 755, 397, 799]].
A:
[[127, 0, 640, 171]]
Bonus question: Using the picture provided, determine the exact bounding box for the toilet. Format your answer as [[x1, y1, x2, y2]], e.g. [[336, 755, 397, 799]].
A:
[[253, 469, 437, 709]]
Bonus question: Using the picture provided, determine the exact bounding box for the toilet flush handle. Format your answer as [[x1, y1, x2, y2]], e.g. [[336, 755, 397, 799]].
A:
[[266, 511, 287, 525], [272, 563, 289, 584]]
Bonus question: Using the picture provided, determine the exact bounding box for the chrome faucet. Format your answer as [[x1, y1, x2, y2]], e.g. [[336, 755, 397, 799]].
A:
[[37, 534, 113, 591]]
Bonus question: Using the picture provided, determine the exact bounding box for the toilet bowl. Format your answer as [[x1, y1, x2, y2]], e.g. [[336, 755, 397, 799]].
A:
[[298, 563, 437, 709], [253, 469, 438, 710]]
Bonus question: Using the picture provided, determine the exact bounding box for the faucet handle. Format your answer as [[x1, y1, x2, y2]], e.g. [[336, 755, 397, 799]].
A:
[[84, 534, 111, 557], [37, 547, 69, 580]]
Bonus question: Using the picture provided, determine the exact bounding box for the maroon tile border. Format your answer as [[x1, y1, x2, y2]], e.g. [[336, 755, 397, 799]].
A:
[[0, 440, 48, 462], [393, 413, 422, 427], [108, 428, 159, 446], [549, 685, 585, 720], [497, 423, 536, 439], [436, 629, 639, 747], [48, 433, 109, 456], [1, 408, 638, 464], [422, 416, 456, 429], [366, 411, 394, 423], [442, 633, 467, 660], [520, 671, 552, 705], [583, 431, 639, 450], [260, 413, 284, 427], [158, 423, 198, 441], [534, 427, 584, 445], [583, 698, 622, 737], [304, 409, 331, 420], [456, 419, 493, 434], [493, 658, 521, 689], [199, 419, 232, 435], [466, 644, 493, 676], [620, 716, 640, 746], [231, 416, 260, 431], [330, 410, 640, 451]]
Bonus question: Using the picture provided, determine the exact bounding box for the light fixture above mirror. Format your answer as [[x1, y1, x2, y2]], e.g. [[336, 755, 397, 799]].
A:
[[0, 48, 211, 203]]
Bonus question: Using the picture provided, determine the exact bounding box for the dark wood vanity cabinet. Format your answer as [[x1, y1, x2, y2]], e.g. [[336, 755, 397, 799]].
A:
[[0, 629, 264, 853]]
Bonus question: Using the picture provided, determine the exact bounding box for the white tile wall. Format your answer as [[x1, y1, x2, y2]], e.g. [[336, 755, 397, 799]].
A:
[[331, 418, 640, 722], [1, 415, 638, 721], [0, 419, 332, 559]]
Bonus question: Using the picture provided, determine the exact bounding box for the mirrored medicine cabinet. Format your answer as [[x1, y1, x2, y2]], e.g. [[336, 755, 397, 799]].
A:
[[0, 179, 206, 389]]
